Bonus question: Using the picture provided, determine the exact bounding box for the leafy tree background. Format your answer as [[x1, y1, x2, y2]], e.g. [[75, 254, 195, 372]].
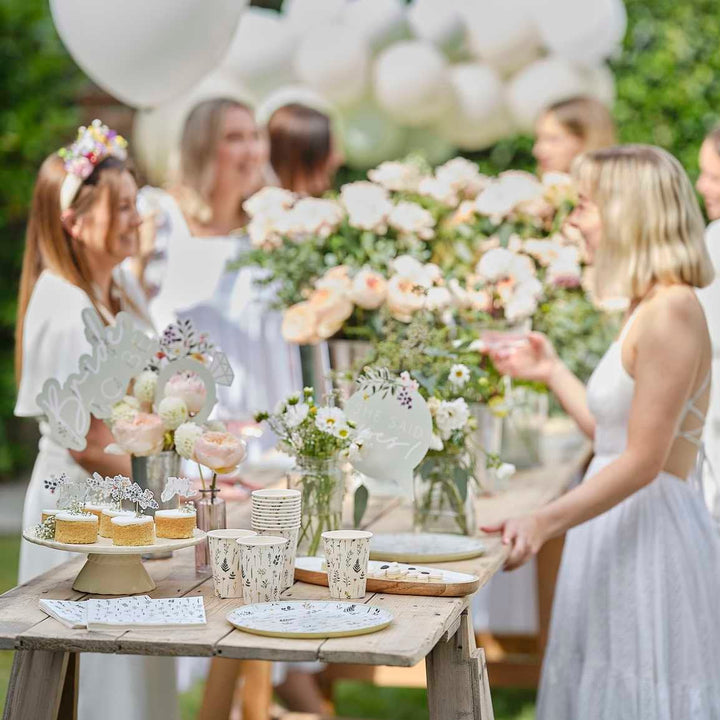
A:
[[1, 0, 719, 479]]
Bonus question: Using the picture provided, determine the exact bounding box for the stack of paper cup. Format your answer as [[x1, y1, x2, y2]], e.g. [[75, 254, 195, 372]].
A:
[[251, 489, 301, 591]]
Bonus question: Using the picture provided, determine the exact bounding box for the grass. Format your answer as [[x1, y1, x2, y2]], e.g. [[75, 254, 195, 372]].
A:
[[0, 535, 536, 719]]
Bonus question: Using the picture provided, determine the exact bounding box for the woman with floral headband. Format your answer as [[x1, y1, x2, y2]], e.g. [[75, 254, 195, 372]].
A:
[[14, 121, 177, 720]]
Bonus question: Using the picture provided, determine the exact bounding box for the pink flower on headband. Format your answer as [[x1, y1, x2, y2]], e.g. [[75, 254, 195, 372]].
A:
[[58, 119, 127, 181]]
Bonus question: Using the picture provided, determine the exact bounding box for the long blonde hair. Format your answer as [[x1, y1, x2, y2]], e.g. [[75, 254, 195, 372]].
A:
[[174, 97, 254, 225], [16, 153, 135, 381], [546, 96, 616, 153], [573, 144, 713, 299]]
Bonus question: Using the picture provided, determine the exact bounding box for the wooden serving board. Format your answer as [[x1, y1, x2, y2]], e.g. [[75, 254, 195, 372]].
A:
[[294, 557, 480, 597]]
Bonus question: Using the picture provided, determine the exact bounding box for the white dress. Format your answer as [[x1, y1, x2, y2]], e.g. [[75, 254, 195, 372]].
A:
[[537, 310, 720, 719], [697, 219, 720, 518], [15, 269, 178, 720]]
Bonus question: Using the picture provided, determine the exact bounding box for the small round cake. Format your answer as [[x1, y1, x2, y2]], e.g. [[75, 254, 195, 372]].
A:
[[84, 503, 113, 521], [41, 508, 58, 524], [111, 515, 155, 546], [155, 509, 196, 539], [99, 509, 136, 538], [55, 512, 99, 544]]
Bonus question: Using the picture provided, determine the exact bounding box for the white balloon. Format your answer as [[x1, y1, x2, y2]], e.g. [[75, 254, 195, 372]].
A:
[[373, 41, 453, 126], [462, 0, 542, 75], [255, 85, 335, 127], [343, 0, 408, 52], [283, 0, 346, 35], [221, 8, 298, 97], [533, 0, 626, 66], [340, 103, 406, 169], [133, 71, 255, 185], [407, 0, 465, 54], [50, 0, 247, 108], [404, 126, 456, 166], [295, 23, 369, 108], [436, 63, 512, 150], [581, 64, 616, 106], [506, 57, 588, 132]]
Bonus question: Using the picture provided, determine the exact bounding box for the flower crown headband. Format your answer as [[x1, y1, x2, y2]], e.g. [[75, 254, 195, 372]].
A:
[[58, 119, 128, 212]]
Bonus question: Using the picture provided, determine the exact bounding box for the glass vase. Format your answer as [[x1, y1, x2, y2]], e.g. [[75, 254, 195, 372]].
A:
[[194, 488, 227, 574], [288, 456, 345, 556], [469, 403, 504, 493], [131, 451, 181, 516], [501, 386, 549, 470], [413, 452, 476, 536]]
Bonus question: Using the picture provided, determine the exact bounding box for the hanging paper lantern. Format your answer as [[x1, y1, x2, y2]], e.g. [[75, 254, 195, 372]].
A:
[[533, 0, 626, 67], [221, 7, 298, 98], [462, 0, 541, 76], [295, 24, 369, 108], [506, 57, 588, 132], [436, 63, 512, 150], [373, 41, 453, 126], [339, 102, 406, 169], [50, 0, 247, 108], [342, 0, 408, 52]]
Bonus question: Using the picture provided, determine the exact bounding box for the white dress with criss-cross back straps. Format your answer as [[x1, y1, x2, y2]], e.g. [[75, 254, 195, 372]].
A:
[[537, 308, 720, 719]]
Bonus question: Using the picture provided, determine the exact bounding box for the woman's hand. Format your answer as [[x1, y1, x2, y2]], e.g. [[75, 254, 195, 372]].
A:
[[481, 514, 549, 570], [487, 332, 560, 385]]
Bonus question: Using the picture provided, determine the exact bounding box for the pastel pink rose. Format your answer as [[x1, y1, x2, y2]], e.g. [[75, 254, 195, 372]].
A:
[[112, 412, 165, 457], [194, 431, 247, 473], [164, 371, 207, 415], [282, 302, 319, 344]]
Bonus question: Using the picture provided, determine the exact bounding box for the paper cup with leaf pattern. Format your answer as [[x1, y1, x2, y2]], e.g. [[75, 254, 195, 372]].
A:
[[255, 527, 300, 591], [322, 530, 373, 600], [207, 529, 256, 599], [237, 535, 289, 603]]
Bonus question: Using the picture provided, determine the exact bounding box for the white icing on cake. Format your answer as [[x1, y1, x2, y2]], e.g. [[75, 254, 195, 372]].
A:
[[56, 512, 98, 523], [41, 509, 58, 515], [84, 503, 113, 511], [111, 515, 154, 526], [155, 509, 196, 519], [101, 509, 135, 519]]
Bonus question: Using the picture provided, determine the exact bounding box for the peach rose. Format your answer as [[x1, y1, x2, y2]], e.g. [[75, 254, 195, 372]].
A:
[[308, 287, 354, 339], [112, 412, 165, 457], [282, 302, 320, 344], [387, 275, 426, 322], [164, 371, 207, 415], [316, 265, 353, 293], [194, 431, 247, 473], [349, 269, 387, 310]]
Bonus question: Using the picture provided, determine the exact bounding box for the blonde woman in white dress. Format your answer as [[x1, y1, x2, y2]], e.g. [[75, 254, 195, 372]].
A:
[[485, 145, 720, 718], [15, 126, 177, 720]]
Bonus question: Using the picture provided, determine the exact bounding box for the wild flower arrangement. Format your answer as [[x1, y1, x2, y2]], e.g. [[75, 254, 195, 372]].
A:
[[255, 388, 368, 554]]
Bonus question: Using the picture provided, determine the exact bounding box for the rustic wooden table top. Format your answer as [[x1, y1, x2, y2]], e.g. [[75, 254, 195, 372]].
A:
[[0, 442, 590, 668]]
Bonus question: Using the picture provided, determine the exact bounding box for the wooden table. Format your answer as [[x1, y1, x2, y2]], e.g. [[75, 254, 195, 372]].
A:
[[0, 446, 588, 720]]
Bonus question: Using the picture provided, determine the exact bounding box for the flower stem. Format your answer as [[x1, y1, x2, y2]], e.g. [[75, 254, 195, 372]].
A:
[[198, 464, 206, 491]]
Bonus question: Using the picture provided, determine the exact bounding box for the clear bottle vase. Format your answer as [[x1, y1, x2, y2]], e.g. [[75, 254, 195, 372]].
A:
[[194, 488, 226, 574], [288, 456, 345, 556]]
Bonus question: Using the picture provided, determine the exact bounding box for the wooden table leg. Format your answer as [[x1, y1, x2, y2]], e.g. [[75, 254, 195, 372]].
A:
[[238, 660, 272, 720], [2, 649, 70, 720], [426, 610, 494, 720], [200, 657, 242, 720], [57, 652, 78, 720]]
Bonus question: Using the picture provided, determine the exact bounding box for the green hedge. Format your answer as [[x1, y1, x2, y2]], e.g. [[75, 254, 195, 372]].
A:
[[1, 0, 718, 478]]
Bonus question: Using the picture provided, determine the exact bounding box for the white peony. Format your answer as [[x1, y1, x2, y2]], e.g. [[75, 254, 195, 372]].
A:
[[386, 274, 426, 322], [448, 363, 470, 388], [476, 247, 515, 282], [523, 238, 562, 266], [275, 197, 344, 239], [425, 285, 453, 311], [284, 403, 309, 428], [340, 181, 392, 233], [247, 214, 282, 250], [132, 370, 158, 404], [174, 422, 204, 460], [505, 291, 538, 322], [391, 255, 441, 287], [475, 171, 544, 219], [429, 433, 444, 451], [435, 157, 487, 197], [509, 253, 537, 283], [243, 186, 295, 218], [349, 268, 387, 310], [417, 176, 458, 207], [316, 265, 353, 294], [496, 462, 516, 482], [368, 160, 424, 192], [158, 396, 189, 431], [388, 201, 436, 240]]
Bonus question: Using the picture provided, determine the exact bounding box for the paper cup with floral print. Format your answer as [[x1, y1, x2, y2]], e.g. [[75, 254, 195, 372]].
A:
[[255, 527, 300, 591], [207, 529, 257, 599], [237, 535, 289, 603], [322, 530, 373, 600]]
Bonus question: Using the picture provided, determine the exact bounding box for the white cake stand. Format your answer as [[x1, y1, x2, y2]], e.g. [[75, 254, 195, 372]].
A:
[[22, 527, 206, 595]]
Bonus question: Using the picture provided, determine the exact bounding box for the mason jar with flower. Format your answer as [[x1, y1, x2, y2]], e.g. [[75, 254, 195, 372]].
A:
[[255, 388, 366, 556]]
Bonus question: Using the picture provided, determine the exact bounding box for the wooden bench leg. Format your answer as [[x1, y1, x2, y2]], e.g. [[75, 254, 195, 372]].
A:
[[3, 649, 70, 720], [426, 610, 494, 720]]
